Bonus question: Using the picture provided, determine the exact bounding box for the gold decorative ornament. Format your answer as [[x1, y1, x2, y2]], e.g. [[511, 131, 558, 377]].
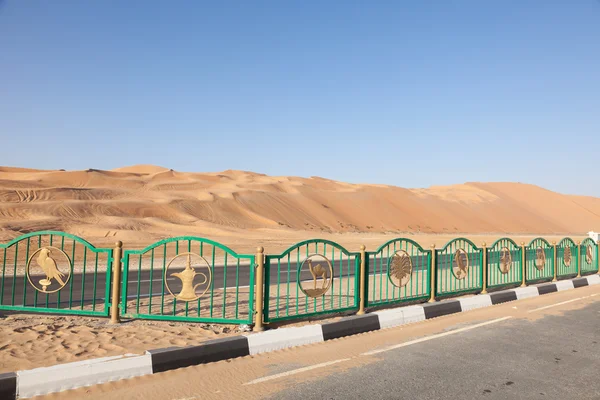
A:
[[535, 247, 546, 271], [164, 252, 212, 302], [586, 245, 594, 264], [388, 250, 412, 288], [299, 254, 333, 298], [453, 249, 469, 280], [26, 247, 72, 293], [499, 247, 512, 274], [563, 246, 572, 267]]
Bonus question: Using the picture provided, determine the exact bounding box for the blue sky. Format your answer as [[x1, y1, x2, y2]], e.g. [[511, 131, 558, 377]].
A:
[[1, 1, 599, 195]]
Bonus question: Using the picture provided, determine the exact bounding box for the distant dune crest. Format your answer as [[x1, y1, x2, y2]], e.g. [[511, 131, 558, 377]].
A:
[[0, 165, 598, 244]]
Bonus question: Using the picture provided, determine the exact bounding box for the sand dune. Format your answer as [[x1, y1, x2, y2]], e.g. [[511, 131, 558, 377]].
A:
[[0, 165, 598, 249]]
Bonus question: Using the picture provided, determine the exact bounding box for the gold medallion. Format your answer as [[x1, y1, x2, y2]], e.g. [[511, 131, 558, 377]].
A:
[[563, 246, 572, 267], [298, 254, 333, 298], [586, 245, 594, 264], [388, 250, 412, 288], [452, 249, 469, 280], [164, 252, 212, 302], [26, 247, 72, 293], [499, 247, 512, 274], [535, 247, 546, 271]]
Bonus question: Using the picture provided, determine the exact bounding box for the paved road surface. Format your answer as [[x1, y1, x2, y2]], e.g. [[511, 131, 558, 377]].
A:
[[46, 281, 600, 400]]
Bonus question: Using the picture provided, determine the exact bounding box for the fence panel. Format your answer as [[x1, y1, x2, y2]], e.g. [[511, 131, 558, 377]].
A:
[[0, 231, 112, 316], [525, 238, 554, 283], [580, 238, 598, 275], [120, 237, 255, 324], [487, 238, 522, 289], [436, 238, 482, 297], [365, 239, 431, 307], [263, 240, 360, 323], [556, 238, 578, 279]]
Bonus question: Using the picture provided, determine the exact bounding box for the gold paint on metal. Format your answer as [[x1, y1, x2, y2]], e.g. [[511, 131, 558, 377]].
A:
[[586, 244, 594, 264], [388, 250, 412, 288], [563, 246, 572, 267], [254, 246, 265, 331], [164, 252, 212, 302], [535, 247, 546, 271], [428, 244, 436, 302], [357, 245, 366, 315], [452, 248, 469, 280], [26, 246, 72, 294], [499, 247, 512, 274], [110, 241, 123, 324], [299, 254, 333, 298]]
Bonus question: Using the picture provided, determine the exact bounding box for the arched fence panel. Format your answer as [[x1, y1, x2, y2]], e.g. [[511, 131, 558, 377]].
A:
[[365, 239, 431, 307], [487, 238, 522, 289], [120, 237, 255, 324], [263, 240, 360, 323], [0, 231, 113, 316], [556, 238, 578, 279], [580, 238, 598, 275], [436, 238, 483, 297], [525, 238, 554, 283]]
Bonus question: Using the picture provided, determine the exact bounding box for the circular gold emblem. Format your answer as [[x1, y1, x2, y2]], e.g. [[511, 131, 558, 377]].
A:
[[164, 252, 212, 302], [535, 247, 546, 271], [298, 254, 333, 298], [452, 249, 469, 280], [586, 245, 594, 264], [499, 247, 512, 274], [26, 246, 72, 293], [563, 246, 572, 267], [388, 250, 412, 288]]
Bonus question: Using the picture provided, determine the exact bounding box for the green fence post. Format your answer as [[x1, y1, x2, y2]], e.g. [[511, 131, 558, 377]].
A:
[[481, 242, 488, 294], [577, 241, 582, 278], [552, 241, 557, 282], [429, 244, 436, 302], [521, 242, 526, 287], [254, 247, 265, 331]]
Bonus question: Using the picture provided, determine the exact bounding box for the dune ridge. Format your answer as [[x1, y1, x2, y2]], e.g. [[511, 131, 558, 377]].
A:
[[0, 165, 598, 247]]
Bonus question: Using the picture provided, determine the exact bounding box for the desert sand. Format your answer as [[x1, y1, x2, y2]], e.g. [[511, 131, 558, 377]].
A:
[[0, 164, 598, 373]]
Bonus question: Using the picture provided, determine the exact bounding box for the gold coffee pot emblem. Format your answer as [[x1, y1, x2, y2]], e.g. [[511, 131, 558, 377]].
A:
[[164, 253, 212, 302]]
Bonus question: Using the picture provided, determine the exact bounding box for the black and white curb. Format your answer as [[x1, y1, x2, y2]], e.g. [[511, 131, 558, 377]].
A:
[[4, 274, 600, 399]]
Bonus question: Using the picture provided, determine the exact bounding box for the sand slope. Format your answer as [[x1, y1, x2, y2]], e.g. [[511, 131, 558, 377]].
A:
[[0, 165, 598, 247]]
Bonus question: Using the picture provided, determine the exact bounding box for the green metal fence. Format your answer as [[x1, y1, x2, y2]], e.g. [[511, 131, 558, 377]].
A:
[[580, 238, 598, 275], [556, 238, 578, 278], [487, 238, 522, 289], [365, 238, 431, 307], [525, 238, 554, 283], [263, 239, 360, 323], [436, 238, 482, 297], [120, 237, 255, 324], [0, 231, 113, 316]]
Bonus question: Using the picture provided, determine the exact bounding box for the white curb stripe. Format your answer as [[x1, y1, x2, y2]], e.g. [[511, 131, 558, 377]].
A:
[[459, 294, 492, 311], [586, 275, 600, 285], [555, 280, 574, 291], [514, 286, 539, 300], [246, 324, 324, 355]]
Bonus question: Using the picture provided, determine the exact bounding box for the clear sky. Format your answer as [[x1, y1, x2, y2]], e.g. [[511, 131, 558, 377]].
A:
[[1, 1, 599, 195]]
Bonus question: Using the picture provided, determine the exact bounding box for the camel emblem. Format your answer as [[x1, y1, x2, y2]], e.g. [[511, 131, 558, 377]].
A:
[[26, 246, 72, 293], [164, 253, 212, 302], [299, 255, 333, 298], [453, 249, 469, 280], [499, 247, 512, 274], [388, 250, 412, 288], [535, 247, 546, 271]]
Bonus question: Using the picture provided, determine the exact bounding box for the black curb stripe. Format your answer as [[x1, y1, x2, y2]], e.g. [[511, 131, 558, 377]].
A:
[[148, 336, 249, 373], [537, 284, 558, 295], [321, 314, 380, 341], [489, 290, 518, 305], [0, 372, 17, 400], [423, 301, 462, 319], [572, 278, 589, 288]]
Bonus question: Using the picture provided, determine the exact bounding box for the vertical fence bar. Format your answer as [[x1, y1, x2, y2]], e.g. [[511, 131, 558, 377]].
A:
[[110, 241, 123, 324], [521, 242, 526, 287], [357, 245, 366, 315], [254, 247, 265, 331], [577, 241, 581, 278], [481, 242, 487, 294], [429, 244, 436, 302], [552, 241, 557, 282]]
